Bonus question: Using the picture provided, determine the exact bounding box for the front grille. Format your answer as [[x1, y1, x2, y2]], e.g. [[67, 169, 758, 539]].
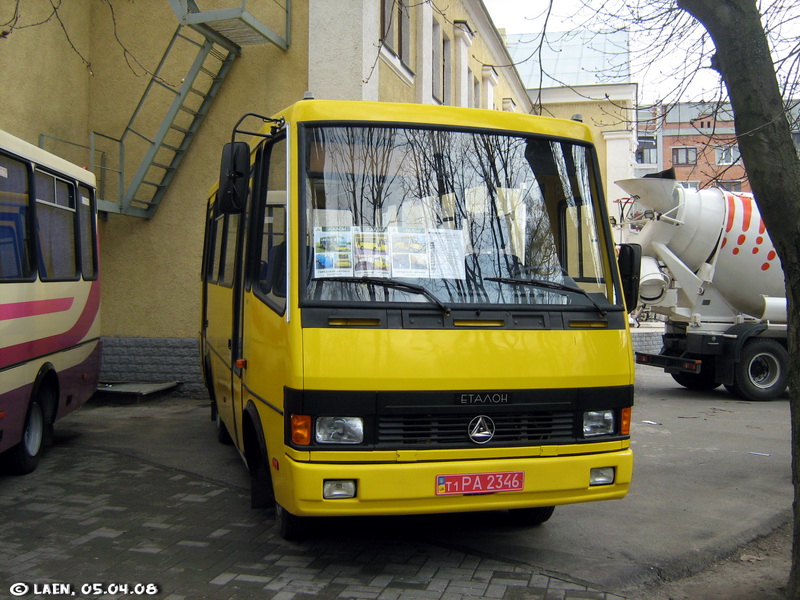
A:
[[377, 411, 575, 447]]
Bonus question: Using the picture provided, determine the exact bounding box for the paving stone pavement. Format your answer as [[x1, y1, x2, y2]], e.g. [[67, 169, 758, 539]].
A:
[[1, 444, 627, 600]]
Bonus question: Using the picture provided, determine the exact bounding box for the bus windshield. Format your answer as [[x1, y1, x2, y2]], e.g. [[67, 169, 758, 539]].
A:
[[301, 124, 612, 311]]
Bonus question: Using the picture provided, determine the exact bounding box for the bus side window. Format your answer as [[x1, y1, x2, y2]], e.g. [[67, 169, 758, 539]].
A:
[[254, 137, 287, 312], [219, 212, 240, 288], [0, 154, 32, 280], [78, 184, 97, 280], [205, 209, 225, 284], [35, 170, 78, 281]]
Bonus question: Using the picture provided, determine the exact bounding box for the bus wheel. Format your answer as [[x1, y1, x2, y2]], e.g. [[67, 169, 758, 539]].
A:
[[214, 404, 232, 445], [275, 503, 307, 540], [731, 339, 788, 401], [6, 398, 46, 475], [251, 462, 274, 509], [509, 506, 555, 526]]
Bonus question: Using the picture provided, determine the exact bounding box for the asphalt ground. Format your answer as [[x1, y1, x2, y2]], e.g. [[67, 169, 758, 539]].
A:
[[0, 364, 792, 599]]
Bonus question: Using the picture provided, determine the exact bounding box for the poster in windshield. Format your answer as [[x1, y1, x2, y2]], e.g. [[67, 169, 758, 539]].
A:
[[314, 226, 353, 277], [313, 226, 466, 280]]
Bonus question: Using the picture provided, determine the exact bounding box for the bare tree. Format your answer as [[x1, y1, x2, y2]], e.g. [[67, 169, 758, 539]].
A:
[[673, 3, 800, 597], [567, 1, 800, 596]]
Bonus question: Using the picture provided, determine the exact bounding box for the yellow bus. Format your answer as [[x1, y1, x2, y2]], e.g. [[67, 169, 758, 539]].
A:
[[200, 100, 641, 539]]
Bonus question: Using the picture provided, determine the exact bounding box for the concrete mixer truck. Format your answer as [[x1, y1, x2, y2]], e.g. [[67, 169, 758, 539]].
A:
[[616, 172, 788, 401]]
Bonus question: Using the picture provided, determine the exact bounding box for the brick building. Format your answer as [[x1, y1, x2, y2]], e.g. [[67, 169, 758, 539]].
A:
[[636, 102, 751, 192]]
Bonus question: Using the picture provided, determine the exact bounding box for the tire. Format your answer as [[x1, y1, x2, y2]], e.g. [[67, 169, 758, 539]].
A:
[[214, 403, 232, 445], [731, 339, 788, 401], [670, 367, 720, 391], [5, 398, 45, 475], [275, 503, 307, 541], [509, 505, 555, 526], [250, 462, 275, 509]]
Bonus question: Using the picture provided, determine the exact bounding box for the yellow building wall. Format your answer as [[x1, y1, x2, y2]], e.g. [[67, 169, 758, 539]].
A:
[[91, 1, 309, 339], [0, 1, 308, 340], [0, 1, 92, 165], [376, 1, 528, 112], [378, 60, 417, 104]]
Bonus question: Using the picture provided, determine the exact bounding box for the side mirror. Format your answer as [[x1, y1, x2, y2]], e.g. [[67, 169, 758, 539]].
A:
[[217, 141, 250, 214], [617, 243, 641, 312]]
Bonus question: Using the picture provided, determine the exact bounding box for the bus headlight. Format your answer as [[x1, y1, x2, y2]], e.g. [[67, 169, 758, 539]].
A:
[[583, 410, 615, 437], [316, 417, 364, 444]]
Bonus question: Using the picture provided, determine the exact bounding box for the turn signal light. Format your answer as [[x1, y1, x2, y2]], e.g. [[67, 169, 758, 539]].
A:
[[621, 407, 631, 435], [291, 414, 312, 445]]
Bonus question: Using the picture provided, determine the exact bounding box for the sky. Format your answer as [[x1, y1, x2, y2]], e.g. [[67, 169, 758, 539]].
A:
[[482, 0, 726, 103], [482, 0, 584, 34]]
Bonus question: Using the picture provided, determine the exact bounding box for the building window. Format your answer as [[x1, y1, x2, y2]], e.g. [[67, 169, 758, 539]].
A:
[[672, 147, 697, 165], [635, 137, 658, 165], [432, 21, 450, 104], [681, 181, 700, 190], [716, 145, 741, 165], [381, 0, 411, 66], [472, 73, 481, 108], [441, 33, 451, 104], [719, 180, 743, 192]]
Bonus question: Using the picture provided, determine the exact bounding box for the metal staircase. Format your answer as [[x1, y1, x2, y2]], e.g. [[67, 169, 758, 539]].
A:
[[85, 1, 290, 219]]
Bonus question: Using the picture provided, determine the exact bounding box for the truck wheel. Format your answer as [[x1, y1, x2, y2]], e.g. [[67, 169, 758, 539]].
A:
[[732, 339, 788, 401], [5, 397, 45, 475], [670, 368, 720, 391], [509, 506, 555, 526]]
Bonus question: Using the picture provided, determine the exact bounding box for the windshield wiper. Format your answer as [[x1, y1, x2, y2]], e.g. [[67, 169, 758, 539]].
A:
[[312, 276, 452, 316], [484, 277, 607, 317]]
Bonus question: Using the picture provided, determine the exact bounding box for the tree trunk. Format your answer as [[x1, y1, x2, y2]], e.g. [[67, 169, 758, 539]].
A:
[[676, 1, 800, 597]]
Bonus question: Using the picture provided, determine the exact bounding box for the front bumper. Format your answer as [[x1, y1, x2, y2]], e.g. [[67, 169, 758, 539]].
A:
[[274, 446, 633, 517]]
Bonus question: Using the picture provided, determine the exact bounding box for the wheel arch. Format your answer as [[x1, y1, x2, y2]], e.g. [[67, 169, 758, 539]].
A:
[[203, 354, 218, 421], [242, 401, 268, 474], [31, 363, 59, 426], [723, 322, 778, 360], [242, 400, 276, 509]]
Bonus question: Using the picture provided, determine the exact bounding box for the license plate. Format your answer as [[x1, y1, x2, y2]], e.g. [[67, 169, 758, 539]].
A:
[[436, 471, 525, 496]]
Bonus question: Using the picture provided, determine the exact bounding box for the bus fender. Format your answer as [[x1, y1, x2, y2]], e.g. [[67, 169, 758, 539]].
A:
[[242, 401, 274, 508], [202, 355, 217, 420], [32, 363, 59, 432]]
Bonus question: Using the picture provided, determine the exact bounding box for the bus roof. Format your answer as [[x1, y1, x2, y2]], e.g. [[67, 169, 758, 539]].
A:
[[268, 99, 596, 145], [0, 129, 97, 188]]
